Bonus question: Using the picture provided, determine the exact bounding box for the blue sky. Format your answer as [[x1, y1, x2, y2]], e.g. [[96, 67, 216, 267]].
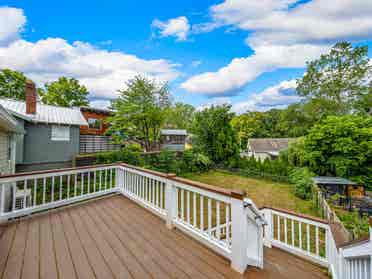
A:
[[1, 0, 372, 113]]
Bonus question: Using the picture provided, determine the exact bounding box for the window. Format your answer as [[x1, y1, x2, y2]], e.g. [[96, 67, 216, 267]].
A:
[[51, 125, 70, 141], [88, 118, 102, 130]]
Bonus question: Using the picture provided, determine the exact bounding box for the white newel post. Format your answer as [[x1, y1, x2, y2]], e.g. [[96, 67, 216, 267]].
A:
[[165, 174, 177, 229], [262, 208, 272, 248], [116, 167, 123, 191], [230, 190, 249, 274]]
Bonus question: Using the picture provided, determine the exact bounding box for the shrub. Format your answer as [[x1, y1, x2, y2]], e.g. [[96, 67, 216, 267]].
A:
[[289, 167, 314, 200], [95, 144, 143, 166]]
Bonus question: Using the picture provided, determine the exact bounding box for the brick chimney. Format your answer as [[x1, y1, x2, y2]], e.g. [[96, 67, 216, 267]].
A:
[[25, 80, 37, 114]]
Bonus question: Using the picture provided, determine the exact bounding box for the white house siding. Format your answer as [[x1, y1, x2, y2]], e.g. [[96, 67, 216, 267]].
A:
[[0, 131, 10, 174]]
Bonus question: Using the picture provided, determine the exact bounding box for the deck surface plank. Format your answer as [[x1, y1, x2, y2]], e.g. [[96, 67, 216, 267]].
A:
[[2, 221, 28, 279], [87, 201, 190, 279], [59, 209, 96, 279], [84, 202, 152, 279], [74, 206, 133, 279], [0, 224, 17, 278], [0, 194, 329, 279], [109, 197, 230, 279], [91, 201, 172, 279], [22, 218, 39, 279], [39, 215, 58, 279], [50, 213, 77, 279], [68, 207, 115, 279]]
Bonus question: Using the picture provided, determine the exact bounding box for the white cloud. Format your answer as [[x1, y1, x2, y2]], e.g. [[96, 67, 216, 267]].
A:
[[0, 7, 26, 45], [0, 8, 181, 100], [152, 16, 190, 41], [181, 0, 372, 96], [181, 43, 329, 96], [232, 79, 299, 114]]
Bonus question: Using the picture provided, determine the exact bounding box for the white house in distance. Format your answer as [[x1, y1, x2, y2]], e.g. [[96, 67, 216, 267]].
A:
[[245, 138, 294, 160]]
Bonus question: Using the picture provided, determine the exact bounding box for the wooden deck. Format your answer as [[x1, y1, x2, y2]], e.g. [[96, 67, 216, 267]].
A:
[[0, 195, 329, 279]]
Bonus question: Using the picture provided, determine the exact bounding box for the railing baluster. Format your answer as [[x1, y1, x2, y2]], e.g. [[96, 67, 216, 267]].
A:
[[299, 222, 302, 250], [67, 175, 70, 199], [105, 169, 108, 190], [180, 188, 184, 220], [315, 226, 319, 255], [59, 176, 63, 200], [152, 179, 155, 204], [193, 192, 197, 227], [160, 182, 163, 209], [12, 183, 16, 211], [93, 171, 96, 193], [81, 173, 84, 195], [51, 176, 55, 202], [110, 168, 113, 188], [0, 184, 5, 214], [200, 195, 204, 232], [187, 191, 190, 224], [99, 170, 102, 191], [74, 174, 77, 197], [33, 178, 37, 206], [225, 204, 230, 245], [284, 217, 287, 244], [306, 224, 310, 253], [277, 215, 280, 241], [291, 219, 294, 246], [208, 198, 212, 235], [155, 181, 160, 207], [216, 201, 220, 240], [87, 172, 90, 194], [144, 177, 148, 201], [43, 178, 46, 204], [23, 179, 27, 208]]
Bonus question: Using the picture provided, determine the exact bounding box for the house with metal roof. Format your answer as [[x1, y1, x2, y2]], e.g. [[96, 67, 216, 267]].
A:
[[245, 138, 294, 160], [160, 129, 187, 151], [0, 80, 88, 172]]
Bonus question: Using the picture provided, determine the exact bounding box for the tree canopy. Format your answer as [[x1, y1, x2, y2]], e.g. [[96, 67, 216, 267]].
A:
[[108, 76, 171, 151], [191, 104, 239, 163], [39, 77, 89, 107], [0, 69, 28, 100], [165, 102, 195, 130], [286, 115, 372, 188], [297, 42, 372, 116]]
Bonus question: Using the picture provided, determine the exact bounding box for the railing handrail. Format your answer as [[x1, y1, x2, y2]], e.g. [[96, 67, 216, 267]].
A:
[[261, 206, 329, 225]]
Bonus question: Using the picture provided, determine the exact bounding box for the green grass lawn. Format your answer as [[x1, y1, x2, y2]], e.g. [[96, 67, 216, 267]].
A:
[[182, 170, 319, 217]]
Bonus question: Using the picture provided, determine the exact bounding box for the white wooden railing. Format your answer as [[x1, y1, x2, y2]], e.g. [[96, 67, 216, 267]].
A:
[[262, 207, 372, 279], [0, 163, 266, 274]]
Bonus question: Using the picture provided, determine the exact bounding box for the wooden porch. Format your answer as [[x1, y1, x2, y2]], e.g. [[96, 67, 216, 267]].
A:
[[0, 194, 328, 279]]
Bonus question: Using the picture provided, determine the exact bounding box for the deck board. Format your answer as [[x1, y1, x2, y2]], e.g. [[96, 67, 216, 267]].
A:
[[0, 194, 329, 279], [22, 219, 39, 279]]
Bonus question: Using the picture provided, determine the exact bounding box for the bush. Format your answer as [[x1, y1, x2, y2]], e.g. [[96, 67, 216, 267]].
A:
[[95, 146, 211, 175], [96, 144, 143, 166], [289, 167, 314, 200]]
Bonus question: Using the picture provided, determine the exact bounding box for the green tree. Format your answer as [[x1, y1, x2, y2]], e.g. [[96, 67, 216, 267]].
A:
[[294, 115, 372, 188], [191, 104, 239, 163], [39, 77, 89, 107], [108, 76, 171, 151], [0, 69, 28, 100], [165, 102, 195, 130], [297, 42, 372, 117]]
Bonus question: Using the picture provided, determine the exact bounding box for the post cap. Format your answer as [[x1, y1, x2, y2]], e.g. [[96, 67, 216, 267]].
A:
[[230, 189, 246, 200], [25, 79, 35, 87]]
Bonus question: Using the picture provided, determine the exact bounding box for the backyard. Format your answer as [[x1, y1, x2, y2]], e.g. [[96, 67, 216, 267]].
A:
[[183, 170, 319, 217]]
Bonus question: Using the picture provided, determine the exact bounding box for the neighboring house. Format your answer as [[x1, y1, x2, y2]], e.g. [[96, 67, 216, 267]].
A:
[[160, 129, 187, 151], [0, 80, 88, 172], [313, 176, 364, 200], [0, 104, 23, 175], [79, 106, 121, 153], [245, 138, 294, 160]]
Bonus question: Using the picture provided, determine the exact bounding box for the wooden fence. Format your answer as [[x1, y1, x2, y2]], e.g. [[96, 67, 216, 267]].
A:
[[79, 135, 122, 153]]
